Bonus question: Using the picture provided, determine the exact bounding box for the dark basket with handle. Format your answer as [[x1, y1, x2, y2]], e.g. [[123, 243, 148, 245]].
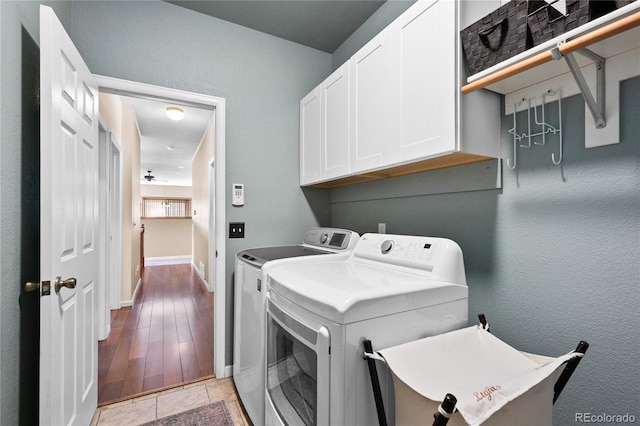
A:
[[527, 0, 621, 47], [460, 0, 532, 76]]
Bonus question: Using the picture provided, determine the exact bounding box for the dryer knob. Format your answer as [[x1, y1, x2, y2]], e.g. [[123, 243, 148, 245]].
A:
[[320, 233, 329, 244], [381, 240, 394, 254]]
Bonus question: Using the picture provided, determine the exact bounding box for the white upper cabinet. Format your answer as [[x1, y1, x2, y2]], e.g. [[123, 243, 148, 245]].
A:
[[300, 87, 322, 185], [349, 29, 393, 173], [390, 0, 457, 162], [323, 63, 351, 180], [300, 0, 501, 187]]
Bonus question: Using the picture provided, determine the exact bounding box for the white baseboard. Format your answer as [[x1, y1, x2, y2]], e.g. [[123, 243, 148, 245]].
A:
[[121, 277, 141, 307], [98, 323, 111, 342], [146, 256, 191, 266], [192, 260, 214, 292], [203, 279, 213, 292], [223, 365, 233, 378]]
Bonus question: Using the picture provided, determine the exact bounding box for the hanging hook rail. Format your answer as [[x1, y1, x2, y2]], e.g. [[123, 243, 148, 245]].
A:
[[552, 91, 563, 165], [506, 100, 523, 169], [521, 98, 532, 148], [506, 90, 563, 168], [532, 91, 560, 145], [533, 93, 547, 146]]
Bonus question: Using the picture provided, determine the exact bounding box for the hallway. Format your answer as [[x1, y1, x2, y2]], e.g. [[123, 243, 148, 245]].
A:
[[98, 262, 215, 405]]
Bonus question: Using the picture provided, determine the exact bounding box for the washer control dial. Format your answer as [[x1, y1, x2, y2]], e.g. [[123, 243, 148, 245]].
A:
[[381, 240, 394, 254], [320, 233, 329, 244]]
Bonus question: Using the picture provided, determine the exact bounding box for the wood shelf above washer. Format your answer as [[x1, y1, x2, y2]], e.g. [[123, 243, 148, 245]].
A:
[[308, 153, 494, 188], [462, 4, 640, 95]]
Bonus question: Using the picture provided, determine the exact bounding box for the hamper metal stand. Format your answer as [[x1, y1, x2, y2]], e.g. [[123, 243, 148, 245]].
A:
[[363, 314, 589, 426]]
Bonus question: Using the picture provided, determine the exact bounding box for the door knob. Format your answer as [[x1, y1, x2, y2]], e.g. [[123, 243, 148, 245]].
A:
[[55, 276, 76, 293], [24, 280, 51, 296], [25, 282, 39, 292]]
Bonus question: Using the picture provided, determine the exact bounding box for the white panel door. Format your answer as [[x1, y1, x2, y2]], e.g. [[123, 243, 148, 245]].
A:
[[40, 5, 99, 425], [300, 87, 322, 185], [322, 62, 350, 180], [350, 28, 393, 173], [391, 0, 457, 162]]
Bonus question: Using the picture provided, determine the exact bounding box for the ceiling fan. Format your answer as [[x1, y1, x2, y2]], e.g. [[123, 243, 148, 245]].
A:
[[143, 170, 156, 182], [142, 170, 169, 184]]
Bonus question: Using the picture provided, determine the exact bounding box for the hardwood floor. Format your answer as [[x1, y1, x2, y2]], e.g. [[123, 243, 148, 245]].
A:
[[98, 263, 214, 405]]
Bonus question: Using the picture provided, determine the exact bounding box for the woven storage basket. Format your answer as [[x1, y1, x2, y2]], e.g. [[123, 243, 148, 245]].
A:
[[616, 0, 638, 7], [460, 0, 532, 76], [528, 0, 620, 46]]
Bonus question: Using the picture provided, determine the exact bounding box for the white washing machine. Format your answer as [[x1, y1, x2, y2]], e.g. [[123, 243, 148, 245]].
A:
[[234, 227, 359, 425], [264, 233, 468, 426]]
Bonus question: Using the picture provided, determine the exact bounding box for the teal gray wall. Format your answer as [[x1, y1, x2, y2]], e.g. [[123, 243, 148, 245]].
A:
[[332, 0, 415, 70], [330, 85, 640, 423], [1, 0, 638, 423], [0, 0, 333, 420], [330, 3, 639, 421], [67, 0, 333, 367]]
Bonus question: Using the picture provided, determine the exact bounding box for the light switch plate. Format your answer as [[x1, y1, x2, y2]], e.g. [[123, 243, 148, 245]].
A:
[[229, 222, 245, 238]]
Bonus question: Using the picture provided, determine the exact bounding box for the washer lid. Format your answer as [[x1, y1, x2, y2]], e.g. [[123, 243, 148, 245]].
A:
[[237, 245, 330, 267], [267, 259, 468, 324]]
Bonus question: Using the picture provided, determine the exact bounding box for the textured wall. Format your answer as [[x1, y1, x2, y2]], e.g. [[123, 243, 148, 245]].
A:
[[331, 82, 640, 423], [332, 0, 415, 70], [69, 0, 333, 365], [329, 1, 639, 419]]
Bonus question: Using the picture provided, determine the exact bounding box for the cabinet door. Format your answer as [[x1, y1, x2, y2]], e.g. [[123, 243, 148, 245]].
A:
[[300, 87, 322, 185], [391, 0, 456, 162], [322, 63, 350, 180], [350, 29, 393, 173]]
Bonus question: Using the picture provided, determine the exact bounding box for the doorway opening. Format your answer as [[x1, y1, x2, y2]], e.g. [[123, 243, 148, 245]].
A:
[[94, 75, 227, 403]]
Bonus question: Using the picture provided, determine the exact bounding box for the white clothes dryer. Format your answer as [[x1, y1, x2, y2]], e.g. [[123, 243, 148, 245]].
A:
[[264, 233, 469, 426], [233, 227, 359, 425]]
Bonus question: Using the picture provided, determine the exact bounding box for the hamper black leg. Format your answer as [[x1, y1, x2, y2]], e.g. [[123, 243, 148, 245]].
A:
[[478, 313, 490, 332], [363, 339, 388, 426], [553, 341, 589, 404], [433, 393, 457, 426]]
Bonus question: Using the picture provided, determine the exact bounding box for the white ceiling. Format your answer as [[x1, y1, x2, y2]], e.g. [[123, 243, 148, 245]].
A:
[[128, 0, 387, 187], [120, 95, 214, 187]]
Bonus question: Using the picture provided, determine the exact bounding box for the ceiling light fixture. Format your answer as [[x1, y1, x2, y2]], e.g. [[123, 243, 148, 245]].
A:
[[165, 106, 185, 121]]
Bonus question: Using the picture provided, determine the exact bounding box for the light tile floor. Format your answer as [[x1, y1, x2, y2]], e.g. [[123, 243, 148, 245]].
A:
[[91, 377, 251, 425]]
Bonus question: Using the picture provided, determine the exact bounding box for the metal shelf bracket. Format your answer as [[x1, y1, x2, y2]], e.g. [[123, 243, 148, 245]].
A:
[[551, 46, 606, 128]]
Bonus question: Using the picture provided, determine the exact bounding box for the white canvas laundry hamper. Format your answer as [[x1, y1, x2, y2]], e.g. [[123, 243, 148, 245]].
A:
[[363, 315, 588, 426]]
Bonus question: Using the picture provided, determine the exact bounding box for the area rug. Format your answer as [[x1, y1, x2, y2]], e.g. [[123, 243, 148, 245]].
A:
[[142, 400, 235, 426]]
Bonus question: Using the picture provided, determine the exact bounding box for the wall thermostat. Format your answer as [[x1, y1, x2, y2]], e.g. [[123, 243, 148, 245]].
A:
[[232, 183, 244, 206]]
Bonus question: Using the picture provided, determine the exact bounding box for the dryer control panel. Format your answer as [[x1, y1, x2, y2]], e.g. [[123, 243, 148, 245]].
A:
[[303, 227, 359, 251], [353, 233, 466, 285]]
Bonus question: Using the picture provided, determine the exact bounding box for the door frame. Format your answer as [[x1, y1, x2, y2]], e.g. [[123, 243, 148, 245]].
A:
[[98, 116, 110, 340], [97, 116, 123, 341], [108, 132, 123, 312], [208, 155, 216, 293], [93, 75, 228, 378]]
